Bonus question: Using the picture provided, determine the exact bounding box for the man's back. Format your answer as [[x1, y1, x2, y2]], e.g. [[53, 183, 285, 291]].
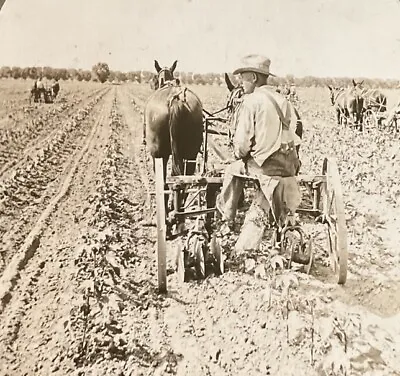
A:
[[233, 86, 300, 167]]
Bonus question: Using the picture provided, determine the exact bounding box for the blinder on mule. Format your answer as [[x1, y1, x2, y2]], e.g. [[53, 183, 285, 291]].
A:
[[157, 68, 174, 88]]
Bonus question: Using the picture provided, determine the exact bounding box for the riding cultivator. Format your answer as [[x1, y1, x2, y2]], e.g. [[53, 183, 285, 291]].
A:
[[144, 59, 348, 294]]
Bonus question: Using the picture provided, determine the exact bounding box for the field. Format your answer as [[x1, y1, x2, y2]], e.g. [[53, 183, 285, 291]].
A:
[[0, 79, 399, 376]]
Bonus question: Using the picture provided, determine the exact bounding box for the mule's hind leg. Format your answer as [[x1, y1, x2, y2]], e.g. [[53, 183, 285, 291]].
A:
[[336, 109, 341, 125], [358, 112, 363, 131], [142, 121, 147, 145]]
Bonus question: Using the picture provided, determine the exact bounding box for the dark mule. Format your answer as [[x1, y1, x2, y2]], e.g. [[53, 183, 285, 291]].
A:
[[224, 73, 303, 156], [328, 80, 364, 130], [361, 87, 387, 113], [282, 86, 290, 96], [144, 60, 204, 181]]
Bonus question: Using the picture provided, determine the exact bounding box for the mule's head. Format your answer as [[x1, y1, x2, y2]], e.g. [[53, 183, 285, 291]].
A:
[[352, 79, 364, 88], [224, 73, 244, 116], [224, 73, 244, 144], [327, 85, 342, 105], [352, 79, 364, 99], [154, 60, 177, 88]]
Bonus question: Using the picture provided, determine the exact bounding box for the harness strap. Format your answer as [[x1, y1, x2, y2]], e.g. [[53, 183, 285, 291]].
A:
[[168, 87, 189, 109]]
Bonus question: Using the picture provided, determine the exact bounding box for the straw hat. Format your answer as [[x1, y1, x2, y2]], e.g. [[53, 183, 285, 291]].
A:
[[233, 54, 276, 77]]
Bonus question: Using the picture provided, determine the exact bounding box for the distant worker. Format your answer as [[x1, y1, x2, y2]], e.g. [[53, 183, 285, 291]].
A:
[[36, 76, 45, 102], [52, 78, 60, 98]]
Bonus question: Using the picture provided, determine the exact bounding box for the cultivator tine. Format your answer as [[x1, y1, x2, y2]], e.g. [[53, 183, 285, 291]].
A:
[[280, 225, 313, 270]]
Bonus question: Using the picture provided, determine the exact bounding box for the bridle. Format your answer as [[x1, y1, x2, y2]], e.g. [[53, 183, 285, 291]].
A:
[[224, 85, 245, 145], [157, 68, 174, 88], [226, 86, 244, 115]]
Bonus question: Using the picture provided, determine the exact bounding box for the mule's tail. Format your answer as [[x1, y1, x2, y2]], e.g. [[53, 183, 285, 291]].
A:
[[354, 94, 363, 121], [168, 91, 188, 176]]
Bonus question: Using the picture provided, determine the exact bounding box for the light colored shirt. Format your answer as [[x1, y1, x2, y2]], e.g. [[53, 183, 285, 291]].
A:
[[232, 85, 301, 167]]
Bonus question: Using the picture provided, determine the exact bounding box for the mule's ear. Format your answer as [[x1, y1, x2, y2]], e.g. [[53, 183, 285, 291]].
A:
[[360, 80, 364, 85], [170, 60, 178, 73], [154, 60, 162, 73], [327, 85, 333, 91], [224, 73, 235, 92], [352, 79, 357, 87]]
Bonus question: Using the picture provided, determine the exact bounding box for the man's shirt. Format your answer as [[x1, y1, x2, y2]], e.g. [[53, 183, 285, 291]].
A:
[[232, 85, 301, 167]]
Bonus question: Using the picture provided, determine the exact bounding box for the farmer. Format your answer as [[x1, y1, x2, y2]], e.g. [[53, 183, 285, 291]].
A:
[[36, 76, 45, 101], [216, 54, 302, 253]]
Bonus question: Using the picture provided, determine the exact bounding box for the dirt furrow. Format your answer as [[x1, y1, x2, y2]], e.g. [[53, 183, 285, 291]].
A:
[[0, 87, 107, 177], [120, 86, 237, 375], [0, 89, 111, 274], [0, 83, 398, 376], [0, 88, 116, 375], [123, 83, 400, 376]]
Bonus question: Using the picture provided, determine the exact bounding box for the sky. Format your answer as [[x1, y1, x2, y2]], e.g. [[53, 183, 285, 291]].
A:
[[0, 0, 400, 79]]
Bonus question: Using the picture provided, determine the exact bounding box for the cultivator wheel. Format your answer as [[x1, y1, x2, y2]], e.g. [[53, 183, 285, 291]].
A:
[[193, 236, 206, 279], [280, 225, 313, 274], [319, 157, 348, 284], [364, 109, 377, 131], [174, 231, 224, 282]]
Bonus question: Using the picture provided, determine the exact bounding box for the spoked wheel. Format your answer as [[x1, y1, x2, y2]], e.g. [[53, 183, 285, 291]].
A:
[[154, 158, 168, 293], [321, 157, 348, 284], [210, 234, 224, 275], [192, 236, 206, 280], [364, 109, 377, 131]]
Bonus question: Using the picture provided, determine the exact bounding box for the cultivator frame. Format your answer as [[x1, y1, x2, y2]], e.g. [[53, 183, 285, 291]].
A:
[[152, 110, 349, 294]]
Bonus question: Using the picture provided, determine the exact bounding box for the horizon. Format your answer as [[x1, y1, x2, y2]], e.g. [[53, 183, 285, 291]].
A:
[[0, 0, 400, 80], [1, 66, 400, 83]]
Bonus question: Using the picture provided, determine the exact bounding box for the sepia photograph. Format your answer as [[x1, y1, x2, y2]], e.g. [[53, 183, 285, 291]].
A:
[[0, 0, 399, 375]]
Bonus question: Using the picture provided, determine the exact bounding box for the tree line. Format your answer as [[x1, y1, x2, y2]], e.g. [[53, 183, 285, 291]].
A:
[[0, 63, 399, 89]]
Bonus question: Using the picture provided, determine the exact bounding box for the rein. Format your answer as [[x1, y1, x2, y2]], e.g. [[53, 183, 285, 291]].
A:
[[168, 87, 188, 107], [203, 106, 229, 116]]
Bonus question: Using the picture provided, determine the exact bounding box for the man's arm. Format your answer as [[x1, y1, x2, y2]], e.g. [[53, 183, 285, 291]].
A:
[[232, 100, 255, 160]]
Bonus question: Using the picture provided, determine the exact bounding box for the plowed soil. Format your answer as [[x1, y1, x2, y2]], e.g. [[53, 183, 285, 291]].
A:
[[0, 81, 399, 376]]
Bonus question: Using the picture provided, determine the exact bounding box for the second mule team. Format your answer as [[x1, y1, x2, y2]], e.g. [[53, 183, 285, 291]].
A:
[[145, 54, 304, 256], [30, 76, 60, 103]]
